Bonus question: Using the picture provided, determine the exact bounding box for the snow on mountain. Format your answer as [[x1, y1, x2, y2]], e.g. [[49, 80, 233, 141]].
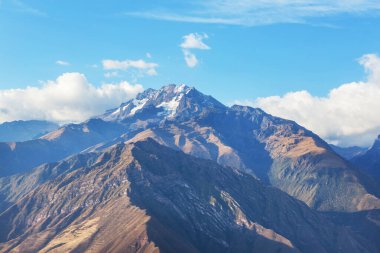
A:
[[99, 84, 225, 122]]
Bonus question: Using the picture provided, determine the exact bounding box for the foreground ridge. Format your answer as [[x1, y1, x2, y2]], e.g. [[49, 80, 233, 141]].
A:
[[0, 139, 374, 253]]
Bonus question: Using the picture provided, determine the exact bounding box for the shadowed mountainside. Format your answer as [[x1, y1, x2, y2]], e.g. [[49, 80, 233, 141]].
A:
[[352, 135, 380, 182]]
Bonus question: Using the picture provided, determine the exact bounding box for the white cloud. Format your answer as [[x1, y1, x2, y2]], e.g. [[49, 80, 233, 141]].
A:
[[56, 60, 70, 66], [102, 59, 158, 76], [9, 0, 47, 17], [127, 0, 380, 26], [180, 33, 210, 68], [180, 33, 210, 50], [0, 72, 143, 124], [182, 50, 198, 68], [235, 54, 380, 147]]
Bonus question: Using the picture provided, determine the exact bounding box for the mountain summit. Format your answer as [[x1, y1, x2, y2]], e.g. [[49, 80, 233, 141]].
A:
[[373, 135, 380, 150], [100, 84, 226, 122]]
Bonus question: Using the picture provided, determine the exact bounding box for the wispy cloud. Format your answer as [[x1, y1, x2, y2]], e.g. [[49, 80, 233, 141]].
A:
[[56, 60, 70, 66], [87, 64, 98, 69], [128, 11, 241, 25], [102, 59, 158, 76], [104, 71, 119, 78], [183, 50, 198, 68], [180, 33, 210, 68], [126, 0, 380, 26], [1, 0, 47, 17]]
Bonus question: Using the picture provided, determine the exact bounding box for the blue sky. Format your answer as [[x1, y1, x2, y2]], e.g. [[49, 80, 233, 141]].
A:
[[1, 0, 380, 146], [1, 0, 379, 99]]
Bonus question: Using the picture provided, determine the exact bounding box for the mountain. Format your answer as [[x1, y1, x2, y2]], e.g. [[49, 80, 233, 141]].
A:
[[98, 84, 226, 129], [0, 120, 58, 142], [0, 139, 375, 253], [330, 144, 367, 160], [1, 84, 379, 212], [351, 135, 380, 182], [0, 119, 126, 177], [325, 209, 380, 253], [98, 84, 380, 212], [0, 151, 100, 213]]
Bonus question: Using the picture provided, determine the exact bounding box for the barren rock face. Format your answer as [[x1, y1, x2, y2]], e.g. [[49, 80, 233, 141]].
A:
[[0, 139, 375, 253]]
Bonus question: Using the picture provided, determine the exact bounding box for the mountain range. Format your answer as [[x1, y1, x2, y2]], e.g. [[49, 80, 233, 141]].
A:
[[0, 84, 379, 252], [0, 120, 58, 142], [329, 144, 367, 160]]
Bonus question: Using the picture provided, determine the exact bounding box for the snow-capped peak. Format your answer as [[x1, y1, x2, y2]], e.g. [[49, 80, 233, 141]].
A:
[[100, 84, 194, 121], [98, 84, 226, 123]]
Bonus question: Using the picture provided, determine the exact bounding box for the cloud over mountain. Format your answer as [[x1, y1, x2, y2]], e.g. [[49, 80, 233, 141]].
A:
[[236, 54, 380, 147], [0, 72, 143, 124]]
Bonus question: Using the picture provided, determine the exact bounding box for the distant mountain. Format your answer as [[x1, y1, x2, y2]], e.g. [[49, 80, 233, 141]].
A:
[[0, 120, 58, 142], [1, 84, 379, 212], [351, 135, 380, 182], [0, 119, 126, 177], [0, 139, 375, 253], [330, 144, 367, 160]]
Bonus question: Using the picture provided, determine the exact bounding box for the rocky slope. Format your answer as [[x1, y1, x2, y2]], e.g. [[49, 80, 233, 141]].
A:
[[351, 135, 380, 182], [0, 139, 375, 253], [0, 152, 100, 213]]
